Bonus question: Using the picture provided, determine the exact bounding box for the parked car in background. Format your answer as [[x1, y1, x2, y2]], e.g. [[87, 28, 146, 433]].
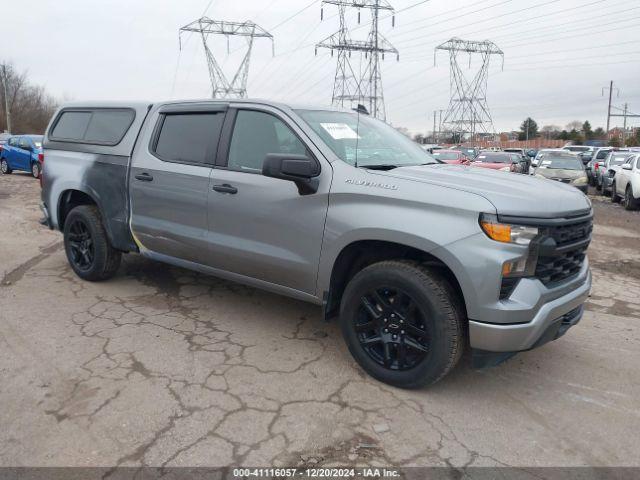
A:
[[453, 146, 478, 159], [471, 152, 525, 173], [0, 135, 44, 178], [0, 132, 12, 153], [421, 144, 444, 154], [533, 153, 588, 193], [611, 153, 640, 210], [503, 148, 531, 172], [599, 151, 632, 196], [431, 149, 471, 165], [587, 147, 613, 186], [532, 149, 567, 169], [562, 145, 594, 165]]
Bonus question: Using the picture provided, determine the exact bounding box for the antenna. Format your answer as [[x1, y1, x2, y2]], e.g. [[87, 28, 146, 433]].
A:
[[179, 18, 274, 98]]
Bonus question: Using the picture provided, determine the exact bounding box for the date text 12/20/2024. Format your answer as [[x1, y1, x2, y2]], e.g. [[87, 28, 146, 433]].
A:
[[232, 468, 401, 478]]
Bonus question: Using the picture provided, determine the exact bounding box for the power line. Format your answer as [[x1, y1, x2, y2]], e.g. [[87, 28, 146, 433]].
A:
[[269, 0, 320, 31]]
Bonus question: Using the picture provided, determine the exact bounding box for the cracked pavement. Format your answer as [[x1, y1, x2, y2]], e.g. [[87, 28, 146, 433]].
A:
[[1, 172, 639, 469]]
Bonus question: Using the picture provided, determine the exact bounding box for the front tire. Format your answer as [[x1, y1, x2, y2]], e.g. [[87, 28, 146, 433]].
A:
[[63, 205, 121, 281], [1, 159, 12, 174], [31, 162, 40, 179], [339, 260, 464, 389]]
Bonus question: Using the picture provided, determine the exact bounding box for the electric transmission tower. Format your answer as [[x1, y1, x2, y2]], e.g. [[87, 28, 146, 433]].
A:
[[435, 38, 503, 142], [179, 18, 274, 99], [316, 0, 399, 120]]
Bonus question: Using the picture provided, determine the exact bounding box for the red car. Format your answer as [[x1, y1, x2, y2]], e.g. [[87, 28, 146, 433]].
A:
[[431, 150, 471, 165], [471, 152, 524, 173]]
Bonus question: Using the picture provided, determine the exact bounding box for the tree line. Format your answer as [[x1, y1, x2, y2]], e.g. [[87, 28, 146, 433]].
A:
[[0, 61, 58, 135], [518, 117, 640, 147]]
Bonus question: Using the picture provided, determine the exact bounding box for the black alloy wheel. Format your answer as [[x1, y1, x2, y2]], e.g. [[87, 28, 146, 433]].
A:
[[67, 218, 95, 271], [355, 287, 429, 370]]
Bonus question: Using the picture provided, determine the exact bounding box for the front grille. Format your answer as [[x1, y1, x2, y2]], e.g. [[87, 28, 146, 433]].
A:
[[534, 216, 592, 286], [535, 246, 588, 285], [551, 177, 571, 184]]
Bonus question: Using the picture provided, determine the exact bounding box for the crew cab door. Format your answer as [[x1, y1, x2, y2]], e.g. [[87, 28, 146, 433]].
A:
[[129, 104, 227, 264], [206, 106, 331, 295]]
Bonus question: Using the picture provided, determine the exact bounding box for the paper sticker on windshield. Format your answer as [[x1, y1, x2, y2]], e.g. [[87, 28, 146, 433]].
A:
[[541, 160, 552, 165], [320, 123, 360, 140]]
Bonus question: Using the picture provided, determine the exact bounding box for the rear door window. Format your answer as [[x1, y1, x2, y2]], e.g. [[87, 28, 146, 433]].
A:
[[51, 109, 135, 145], [153, 112, 225, 164]]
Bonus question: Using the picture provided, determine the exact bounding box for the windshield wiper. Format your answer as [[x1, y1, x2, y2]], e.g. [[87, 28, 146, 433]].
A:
[[363, 164, 400, 170]]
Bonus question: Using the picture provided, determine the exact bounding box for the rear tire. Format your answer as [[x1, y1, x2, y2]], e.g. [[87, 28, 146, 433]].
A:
[[339, 260, 464, 389], [624, 186, 639, 211], [1, 159, 12, 174], [63, 205, 121, 281], [31, 162, 40, 179], [611, 182, 621, 204]]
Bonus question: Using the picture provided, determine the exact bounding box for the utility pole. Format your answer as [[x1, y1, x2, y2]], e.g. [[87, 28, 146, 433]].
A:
[[432, 110, 437, 143], [622, 103, 628, 143], [179, 19, 274, 98], [1, 64, 11, 133], [602, 81, 619, 139]]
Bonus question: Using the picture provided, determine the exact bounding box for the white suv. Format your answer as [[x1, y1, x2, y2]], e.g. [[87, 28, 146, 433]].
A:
[[611, 153, 640, 210]]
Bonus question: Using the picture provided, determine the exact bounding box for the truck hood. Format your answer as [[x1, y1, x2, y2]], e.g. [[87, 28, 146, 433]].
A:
[[369, 164, 590, 218]]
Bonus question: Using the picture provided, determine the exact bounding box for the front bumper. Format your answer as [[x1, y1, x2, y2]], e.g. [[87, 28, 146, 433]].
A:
[[468, 267, 591, 353]]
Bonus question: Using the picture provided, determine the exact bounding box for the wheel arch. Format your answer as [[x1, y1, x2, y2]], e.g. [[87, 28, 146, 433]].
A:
[[58, 189, 101, 230], [323, 239, 468, 322]]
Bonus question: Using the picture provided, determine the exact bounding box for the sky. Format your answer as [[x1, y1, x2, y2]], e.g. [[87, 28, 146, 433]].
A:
[[4, 0, 640, 135]]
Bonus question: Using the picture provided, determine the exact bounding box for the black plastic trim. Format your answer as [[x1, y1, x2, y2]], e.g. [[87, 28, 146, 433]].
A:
[[498, 210, 593, 227]]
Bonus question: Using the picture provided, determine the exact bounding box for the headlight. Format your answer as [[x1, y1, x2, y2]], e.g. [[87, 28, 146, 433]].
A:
[[572, 176, 587, 185], [479, 213, 539, 245], [499, 166, 511, 172]]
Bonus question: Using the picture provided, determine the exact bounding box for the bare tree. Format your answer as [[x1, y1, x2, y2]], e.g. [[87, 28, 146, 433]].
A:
[[541, 124, 561, 139], [0, 61, 57, 134], [565, 120, 583, 132]]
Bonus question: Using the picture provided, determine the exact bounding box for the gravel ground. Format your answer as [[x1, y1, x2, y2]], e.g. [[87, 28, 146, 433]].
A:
[[1, 172, 639, 470]]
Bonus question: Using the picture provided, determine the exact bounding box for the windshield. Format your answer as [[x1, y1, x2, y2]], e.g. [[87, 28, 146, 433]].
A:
[[475, 153, 511, 164], [608, 155, 630, 166], [296, 109, 437, 168], [432, 152, 460, 160], [538, 156, 584, 170]]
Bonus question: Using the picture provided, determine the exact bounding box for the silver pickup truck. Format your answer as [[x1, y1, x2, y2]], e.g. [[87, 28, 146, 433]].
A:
[[40, 99, 592, 388]]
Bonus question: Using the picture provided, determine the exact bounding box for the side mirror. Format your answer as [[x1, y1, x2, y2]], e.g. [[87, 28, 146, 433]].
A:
[[262, 153, 320, 195], [622, 163, 632, 171]]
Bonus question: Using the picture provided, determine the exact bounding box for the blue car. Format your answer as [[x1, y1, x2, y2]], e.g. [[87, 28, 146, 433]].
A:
[[0, 135, 44, 178]]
